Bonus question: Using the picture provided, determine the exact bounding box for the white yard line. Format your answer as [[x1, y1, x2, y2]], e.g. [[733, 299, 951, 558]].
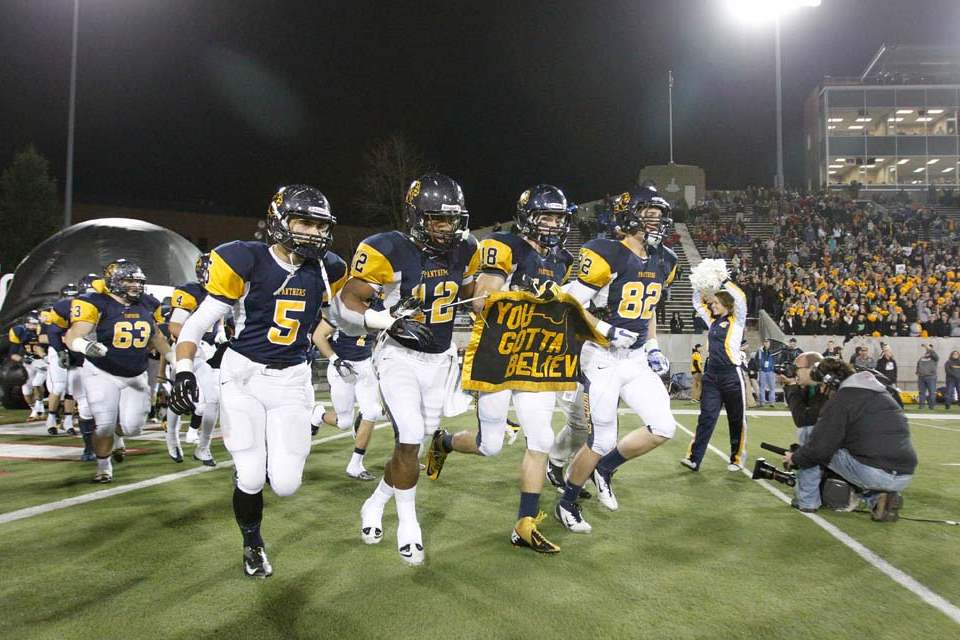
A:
[[0, 423, 388, 526], [672, 422, 960, 625]]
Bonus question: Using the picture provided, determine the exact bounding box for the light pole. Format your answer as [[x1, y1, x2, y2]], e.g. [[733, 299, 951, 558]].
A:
[[64, 0, 79, 229], [724, 0, 821, 191]]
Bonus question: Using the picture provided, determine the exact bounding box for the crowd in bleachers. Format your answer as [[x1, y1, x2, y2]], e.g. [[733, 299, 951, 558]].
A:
[[689, 191, 960, 338]]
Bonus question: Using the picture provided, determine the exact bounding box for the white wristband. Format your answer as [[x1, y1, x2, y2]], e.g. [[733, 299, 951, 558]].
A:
[[175, 359, 194, 374], [643, 339, 660, 352], [70, 337, 93, 354], [363, 308, 395, 331], [164, 350, 176, 363], [595, 320, 613, 338]]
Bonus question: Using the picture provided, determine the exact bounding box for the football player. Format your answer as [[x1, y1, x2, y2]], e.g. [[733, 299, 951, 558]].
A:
[[65, 260, 174, 483], [165, 253, 222, 466], [554, 186, 679, 534], [424, 184, 576, 553], [8, 312, 48, 421], [42, 284, 81, 436], [312, 313, 385, 480], [332, 173, 476, 566], [170, 185, 346, 579]]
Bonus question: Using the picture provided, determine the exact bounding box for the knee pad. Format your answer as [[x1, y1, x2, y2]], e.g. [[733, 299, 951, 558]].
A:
[[524, 425, 555, 454], [120, 423, 143, 438], [269, 476, 302, 498], [336, 412, 354, 431], [236, 472, 266, 496], [477, 432, 504, 457], [588, 426, 617, 456], [21, 384, 31, 397], [648, 421, 677, 440]]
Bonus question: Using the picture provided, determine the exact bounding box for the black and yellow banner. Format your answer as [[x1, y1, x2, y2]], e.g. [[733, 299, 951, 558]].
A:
[[461, 291, 607, 393]]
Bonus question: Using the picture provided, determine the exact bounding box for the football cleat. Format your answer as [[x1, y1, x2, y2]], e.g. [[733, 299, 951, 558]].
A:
[[93, 471, 113, 484], [680, 458, 699, 472], [591, 468, 619, 512], [243, 546, 273, 578], [504, 418, 521, 446], [167, 445, 184, 464], [425, 429, 449, 481], [111, 448, 125, 464], [397, 521, 424, 566], [346, 468, 375, 481], [310, 424, 320, 436], [80, 452, 96, 462], [511, 512, 560, 554], [546, 461, 565, 489], [554, 501, 592, 534], [47, 426, 59, 436], [726, 463, 742, 472], [67, 426, 78, 436], [184, 428, 200, 444], [360, 497, 384, 544], [193, 449, 217, 467]]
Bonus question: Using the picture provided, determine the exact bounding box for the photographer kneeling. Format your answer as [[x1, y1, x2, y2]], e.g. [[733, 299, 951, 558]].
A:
[[782, 357, 917, 522]]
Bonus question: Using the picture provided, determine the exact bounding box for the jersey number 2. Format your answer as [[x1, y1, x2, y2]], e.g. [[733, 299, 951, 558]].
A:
[[619, 282, 662, 320], [268, 300, 306, 345]]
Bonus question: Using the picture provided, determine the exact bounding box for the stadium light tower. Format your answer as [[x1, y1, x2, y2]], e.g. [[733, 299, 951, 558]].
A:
[[64, 0, 79, 229], [724, 0, 821, 191]]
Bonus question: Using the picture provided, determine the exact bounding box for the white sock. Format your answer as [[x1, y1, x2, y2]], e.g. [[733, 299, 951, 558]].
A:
[[96, 457, 112, 473], [348, 452, 365, 470], [64, 414, 73, 431], [34, 400, 44, 414], [198, 411, 216, 450], [369, 478, 395, 508], [114, 435, 124, 449], [395, 486, 418, 526], [46, 413, 57, 429]]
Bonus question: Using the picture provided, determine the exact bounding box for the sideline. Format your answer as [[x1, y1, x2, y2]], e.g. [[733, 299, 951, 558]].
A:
[[0, 423, 388, 526], [673, 422, 960, 625]]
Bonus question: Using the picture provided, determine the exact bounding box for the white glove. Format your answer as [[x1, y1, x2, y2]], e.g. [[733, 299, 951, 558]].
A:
[[608, 327, 639, 350], [72, 337, 108, 358], [644, 339, 670, 375]]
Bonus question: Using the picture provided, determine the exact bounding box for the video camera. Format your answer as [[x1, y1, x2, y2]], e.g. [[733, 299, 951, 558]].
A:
[[772, 362, 797, 378], [751, 442, 800, 487]]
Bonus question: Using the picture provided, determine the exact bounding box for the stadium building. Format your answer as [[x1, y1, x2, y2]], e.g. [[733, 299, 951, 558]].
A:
[[804, 44, 960, 194]]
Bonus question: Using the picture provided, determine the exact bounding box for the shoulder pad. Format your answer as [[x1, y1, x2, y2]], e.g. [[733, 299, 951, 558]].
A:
[[208, 241, 258, 300]]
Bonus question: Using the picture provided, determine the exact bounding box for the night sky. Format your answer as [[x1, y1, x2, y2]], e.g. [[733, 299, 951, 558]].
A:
[[2, 0, 958, 226]]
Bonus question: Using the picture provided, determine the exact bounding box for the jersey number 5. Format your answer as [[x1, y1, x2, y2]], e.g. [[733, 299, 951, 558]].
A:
[[619, 282, 662, 320], [268, 300, 306, 345]]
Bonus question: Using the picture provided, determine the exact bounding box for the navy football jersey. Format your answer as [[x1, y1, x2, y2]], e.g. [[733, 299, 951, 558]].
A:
[[478, 232, 574, 289], [206, 241, 348, 366], [71, 292, 157, 377], [43, 298, 74, 353], [576, 239, 678, 348], [171, 281, 218, 344], [349, 231, 480, 354], [8, 324, 41, 357]]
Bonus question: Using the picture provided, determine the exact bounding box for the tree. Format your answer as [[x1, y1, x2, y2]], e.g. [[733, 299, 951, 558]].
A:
[[0, 146, 60, 273], [354, 133, 426, 229]]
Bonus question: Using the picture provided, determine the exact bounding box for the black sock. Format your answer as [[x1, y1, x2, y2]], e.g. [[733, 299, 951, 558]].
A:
[[442, 433, 454, 453], [518, 492, 540, 519], [79, 418, 95, 453], [597, 448, 628, 476], [233, 487, 264, 548], [190, 413, 203, 429], [353, 447, 366, 456], [561, 482, 583, 506]]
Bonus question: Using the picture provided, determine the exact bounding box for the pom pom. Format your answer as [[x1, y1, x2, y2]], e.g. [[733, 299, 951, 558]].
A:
[[689, 259, 730, 293]]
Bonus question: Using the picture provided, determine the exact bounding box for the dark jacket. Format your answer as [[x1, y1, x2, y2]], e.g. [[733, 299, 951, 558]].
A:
[[784, 384, 830, 428], [946, 356, 960, 381], [792, 372, 917, 475], [876, 355, 898, 384]]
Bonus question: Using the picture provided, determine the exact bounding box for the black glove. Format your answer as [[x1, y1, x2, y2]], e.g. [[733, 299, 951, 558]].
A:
[[389, 296, 422, 318], [332, 356, 358, 379], [387, 317, 435, 348], [58, 349, 70, 369], [23, 355, 33, 365], [169, 371, 199, 415], [513, 273, 539, 294]]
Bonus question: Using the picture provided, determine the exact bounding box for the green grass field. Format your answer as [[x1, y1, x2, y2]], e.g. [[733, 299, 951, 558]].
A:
[[0, 402, 958, 640]]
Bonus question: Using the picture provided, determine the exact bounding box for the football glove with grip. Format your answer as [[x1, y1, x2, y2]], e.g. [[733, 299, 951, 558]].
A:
[[387, 317, 435, 348], [170, 371, 199, 415], [332, 355, 358, 382]]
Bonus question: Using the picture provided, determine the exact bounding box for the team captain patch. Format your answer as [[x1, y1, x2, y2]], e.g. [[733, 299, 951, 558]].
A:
[[461, 290, 607, 393]]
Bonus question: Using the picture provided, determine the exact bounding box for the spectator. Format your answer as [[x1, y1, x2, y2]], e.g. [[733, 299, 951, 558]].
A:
[[915, 345, 939, 410], [670, 312, 684, 334], [690, 344, 704, 402], [852, 346, 876, 370], [945, 350, 960, 410], [753, 339, 776, 407], [876, 346, 898, 384], [822, 340, 842, 358]]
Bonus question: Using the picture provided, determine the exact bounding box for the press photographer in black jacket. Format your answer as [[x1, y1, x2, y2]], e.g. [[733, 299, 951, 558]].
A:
[[783, 357, 917, 521]]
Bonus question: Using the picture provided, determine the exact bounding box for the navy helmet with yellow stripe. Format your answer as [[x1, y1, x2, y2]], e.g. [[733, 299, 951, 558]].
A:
[[611, 185, 673, 247], [267, 185, 336, 261], [515, 184, 575, 248], [103, 259, 146, 303], [78, 273, 100, 294], [60, 283, 79, 298], [404, 173, 469, 256]]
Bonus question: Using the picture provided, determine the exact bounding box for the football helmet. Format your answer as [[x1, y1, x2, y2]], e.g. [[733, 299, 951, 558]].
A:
[[404, 173, 469, 255], [78, 273, 100, 293], [103, 259, 147, 302], [195, 253, 211, 283], [611, 185, 673, 247], [514, 184, 575, 248], [266, 185, 336, 261], [59, 283, 79, 298]]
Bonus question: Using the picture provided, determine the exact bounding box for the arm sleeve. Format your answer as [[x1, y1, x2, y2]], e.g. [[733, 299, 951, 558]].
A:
[[562, 280, 598, 307], [792, 394, 848, 468], [176, 296, 231, 348], [692, 289, 713, 325]]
